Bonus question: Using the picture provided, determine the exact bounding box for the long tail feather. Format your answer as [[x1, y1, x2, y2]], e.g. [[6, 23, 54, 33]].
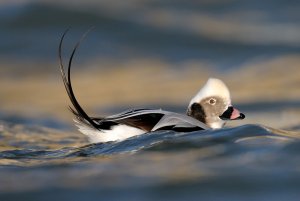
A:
[[58, 29, 100, 128]]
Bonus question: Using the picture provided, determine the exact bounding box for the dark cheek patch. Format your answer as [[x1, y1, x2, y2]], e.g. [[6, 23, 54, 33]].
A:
[[187, 103, 206, 124]]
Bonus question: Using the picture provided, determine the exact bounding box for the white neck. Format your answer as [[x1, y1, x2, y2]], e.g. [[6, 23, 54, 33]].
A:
[[208, 120, 226, 129]]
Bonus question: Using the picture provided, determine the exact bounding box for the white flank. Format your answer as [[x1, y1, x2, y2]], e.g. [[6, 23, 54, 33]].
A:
[[74, 120, 145, 143]]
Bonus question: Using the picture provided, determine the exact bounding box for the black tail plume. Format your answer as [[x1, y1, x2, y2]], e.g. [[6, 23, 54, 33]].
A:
[[58, 29, 99, 128]]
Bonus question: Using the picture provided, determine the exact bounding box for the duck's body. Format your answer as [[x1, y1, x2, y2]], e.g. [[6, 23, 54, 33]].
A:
[[73, 108, 208, 143], [59, 30, 245, 143]]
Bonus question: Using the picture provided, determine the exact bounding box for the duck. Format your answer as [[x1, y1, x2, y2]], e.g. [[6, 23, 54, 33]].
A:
[[59, 30, 245, 143]]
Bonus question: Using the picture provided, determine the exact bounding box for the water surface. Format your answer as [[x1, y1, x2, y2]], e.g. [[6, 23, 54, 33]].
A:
[[1, 1, 300, 200], [0, 120, 300, 201]]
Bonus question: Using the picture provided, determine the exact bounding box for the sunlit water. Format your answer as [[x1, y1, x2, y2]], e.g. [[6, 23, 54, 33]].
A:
[[0, 120, 300, 201]]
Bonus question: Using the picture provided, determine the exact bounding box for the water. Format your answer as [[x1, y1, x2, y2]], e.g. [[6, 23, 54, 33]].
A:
[[0, 120, 300, 201], [1, 0, 300, 68], [1, 1, 300, 200]]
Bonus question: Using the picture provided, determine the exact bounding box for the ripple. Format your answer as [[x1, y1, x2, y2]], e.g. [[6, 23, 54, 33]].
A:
[[0, 121, 300, 200]]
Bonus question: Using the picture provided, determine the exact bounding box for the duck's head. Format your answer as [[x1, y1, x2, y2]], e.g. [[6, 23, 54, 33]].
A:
[[187, 78, 245, 129]]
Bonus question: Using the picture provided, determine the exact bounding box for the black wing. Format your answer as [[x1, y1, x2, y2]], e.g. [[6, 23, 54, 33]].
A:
[[90, 109, 164, 131], [94, 109, 208, 132]]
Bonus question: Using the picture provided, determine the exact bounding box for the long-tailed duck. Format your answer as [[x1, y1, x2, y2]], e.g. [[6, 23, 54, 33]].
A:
[[59, 30, 245, 143]]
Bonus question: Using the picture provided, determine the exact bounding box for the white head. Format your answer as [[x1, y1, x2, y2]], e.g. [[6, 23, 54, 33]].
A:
[[187, 78, 245, 129]]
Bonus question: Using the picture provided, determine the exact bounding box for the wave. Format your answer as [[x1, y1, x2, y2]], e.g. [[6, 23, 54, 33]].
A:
[[0, 121, 300, 200], [0, 124, 299, 162]]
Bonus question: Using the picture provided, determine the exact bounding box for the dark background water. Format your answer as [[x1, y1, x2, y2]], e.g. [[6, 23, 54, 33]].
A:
[[1, 0, 299, 69]]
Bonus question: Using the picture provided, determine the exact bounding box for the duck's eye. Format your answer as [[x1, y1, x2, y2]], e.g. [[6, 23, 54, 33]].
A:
[[209, 98, 216, 105]]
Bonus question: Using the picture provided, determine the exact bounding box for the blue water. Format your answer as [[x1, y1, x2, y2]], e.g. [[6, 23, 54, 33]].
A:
[[0, 1, 299, 68], [1, 1, 300, 200], [0, 120, 300, 201]]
